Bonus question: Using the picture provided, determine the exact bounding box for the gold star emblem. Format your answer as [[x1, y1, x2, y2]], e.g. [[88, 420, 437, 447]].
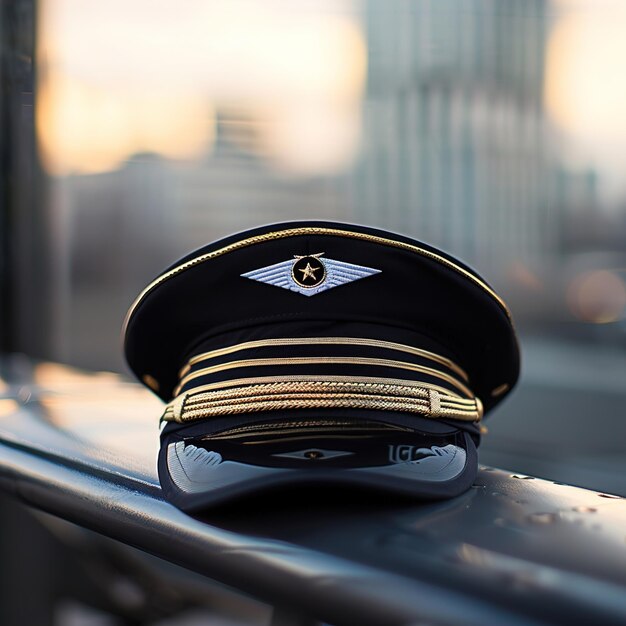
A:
[[298, 262, 319, 282], [290, 254, 327, 288]]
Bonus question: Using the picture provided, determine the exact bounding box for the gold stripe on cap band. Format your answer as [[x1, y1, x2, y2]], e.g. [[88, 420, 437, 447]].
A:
[[490, 383, 510, 397], [167, 374, 467, 402], [162, 380, 482, 424], [174, 356, 474, 398], [179, 337, 469, 382], [204, 421, 411, 442], [123, 226, 512, 336]]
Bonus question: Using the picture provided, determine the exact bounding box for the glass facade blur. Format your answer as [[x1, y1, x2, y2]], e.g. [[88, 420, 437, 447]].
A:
[[27, 0, 626, 487]]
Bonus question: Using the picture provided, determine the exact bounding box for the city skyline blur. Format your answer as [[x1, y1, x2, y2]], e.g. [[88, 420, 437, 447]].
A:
[[32, 0, 626, 372], [37, 0, 626, 205]]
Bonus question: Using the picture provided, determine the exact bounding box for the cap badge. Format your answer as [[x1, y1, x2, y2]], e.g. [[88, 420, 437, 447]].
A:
[[241, 253, 381, 296]]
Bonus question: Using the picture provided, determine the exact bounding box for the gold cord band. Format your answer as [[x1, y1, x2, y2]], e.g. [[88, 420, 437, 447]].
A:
[[163, 380, 483, 424], [168, 374, 466, 401]]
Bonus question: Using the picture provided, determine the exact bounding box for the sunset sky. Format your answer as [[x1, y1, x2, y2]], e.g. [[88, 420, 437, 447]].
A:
[[37, 0, 626, 202], [37, 0, 366, 176]]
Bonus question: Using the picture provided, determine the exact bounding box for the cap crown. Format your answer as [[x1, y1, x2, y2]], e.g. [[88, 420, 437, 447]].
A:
[[124, 221, 519, 416]]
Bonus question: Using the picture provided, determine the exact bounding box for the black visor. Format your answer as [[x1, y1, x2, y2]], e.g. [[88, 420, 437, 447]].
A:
[[159, 412, 478, 512]]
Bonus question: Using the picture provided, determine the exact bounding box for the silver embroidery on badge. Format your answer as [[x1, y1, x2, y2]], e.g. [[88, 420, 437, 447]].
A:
[[241, 253, 381, 296]]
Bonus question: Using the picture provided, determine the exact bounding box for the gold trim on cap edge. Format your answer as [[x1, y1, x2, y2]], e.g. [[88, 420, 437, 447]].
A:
[[122, 226, 513, 338]]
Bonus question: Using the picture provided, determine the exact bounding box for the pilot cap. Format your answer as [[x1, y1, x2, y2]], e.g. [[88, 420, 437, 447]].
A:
[[123, 221, 520, 511]]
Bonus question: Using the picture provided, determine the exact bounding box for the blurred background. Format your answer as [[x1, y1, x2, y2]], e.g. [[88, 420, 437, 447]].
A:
[[8, 0, 625, 488], [4, 0, 626, 487], [1, 0, 626, 621], [11, 0, 626, 493]]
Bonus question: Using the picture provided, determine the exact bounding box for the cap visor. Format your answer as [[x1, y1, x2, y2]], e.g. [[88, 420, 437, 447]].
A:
[[158, 412, 477, 512]]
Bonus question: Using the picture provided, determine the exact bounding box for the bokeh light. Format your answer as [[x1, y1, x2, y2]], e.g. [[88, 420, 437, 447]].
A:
[[0, 399, 19, 417], [545, 0, 626, 197], [567, 270, 626, 324]]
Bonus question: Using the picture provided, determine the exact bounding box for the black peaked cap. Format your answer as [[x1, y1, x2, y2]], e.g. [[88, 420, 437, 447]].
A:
[[123, 221, 520, 510], [124, 220, 519, 413]]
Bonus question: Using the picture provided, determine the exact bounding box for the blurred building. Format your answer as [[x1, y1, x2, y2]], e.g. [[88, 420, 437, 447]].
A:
[[54, 112, 352, 370], [352, 0, 563, 276], [169, 112, 352, 250], [64, 111, 352, 281]]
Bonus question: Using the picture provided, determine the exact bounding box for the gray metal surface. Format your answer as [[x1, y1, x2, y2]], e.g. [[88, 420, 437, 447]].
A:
[[0, 355, 625, 625], [480, 337, 626, 497]]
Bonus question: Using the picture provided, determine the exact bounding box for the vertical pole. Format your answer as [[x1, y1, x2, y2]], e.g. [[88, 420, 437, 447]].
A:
[[0, 0, 50, 358]]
